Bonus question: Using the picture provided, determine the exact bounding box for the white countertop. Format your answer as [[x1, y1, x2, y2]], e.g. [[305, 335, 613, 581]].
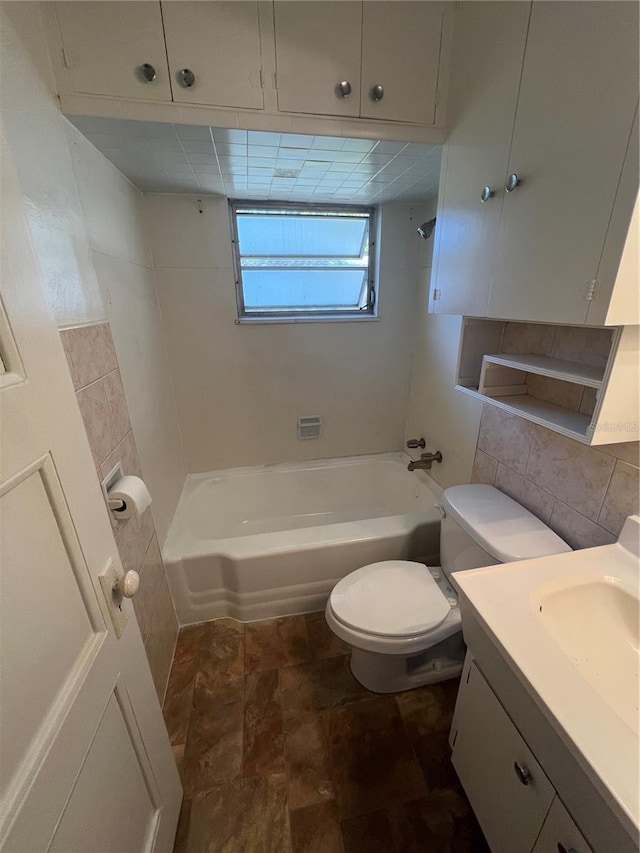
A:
[[452, 515, 640, 835]]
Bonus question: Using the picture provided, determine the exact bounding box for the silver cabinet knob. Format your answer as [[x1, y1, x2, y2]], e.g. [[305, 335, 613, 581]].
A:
[[480, 186, 495, 203], [138, 63, 156, 83], [337, 80, 352, 98], [371, 84, 384, 101], [113, 570, 140, 599], [505, 173, 522, 193], [178, 68, 195, 88], [513, 761, 532, 786]]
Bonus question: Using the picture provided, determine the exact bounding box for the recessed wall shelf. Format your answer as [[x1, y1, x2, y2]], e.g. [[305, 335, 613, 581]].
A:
[[456, 318, 639, 445]]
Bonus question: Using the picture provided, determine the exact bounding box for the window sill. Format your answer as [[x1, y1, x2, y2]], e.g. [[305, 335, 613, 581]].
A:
[[235, 313, 380, 325]]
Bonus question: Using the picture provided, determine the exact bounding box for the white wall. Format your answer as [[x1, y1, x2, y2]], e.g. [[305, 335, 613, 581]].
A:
[[66, 127, 186, 542], [145, 195, 424, 472], [404, 200, 483, 488], [1, 3, 186, 543], [0, 3, 104, 327]]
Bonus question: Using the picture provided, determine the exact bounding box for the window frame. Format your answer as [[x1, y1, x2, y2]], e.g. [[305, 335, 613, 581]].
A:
[[229, 200, 378, 323]]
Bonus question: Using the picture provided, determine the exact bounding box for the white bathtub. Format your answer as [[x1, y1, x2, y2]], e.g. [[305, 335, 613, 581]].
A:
[[163, 452, 443, 624]]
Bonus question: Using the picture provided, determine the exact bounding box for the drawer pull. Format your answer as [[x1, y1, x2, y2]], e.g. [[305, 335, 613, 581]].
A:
[[557, 845, 577, 853], [513, 761, 532, 786]]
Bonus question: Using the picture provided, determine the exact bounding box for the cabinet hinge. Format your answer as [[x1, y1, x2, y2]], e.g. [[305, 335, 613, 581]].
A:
[[432, 287, 441, 302], [583, 279, 600, 301], [61, 47, 71, 69]]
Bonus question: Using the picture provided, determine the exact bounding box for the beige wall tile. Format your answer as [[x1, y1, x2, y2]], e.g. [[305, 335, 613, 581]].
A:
[[526, 426, 615, 521], [501, 323, 555, 356], [100, 430, 144, 482], [76, 379, 117, 467], [598, 440, 640, 468], [549, 502, 616, 550], [477, 404, 534, 475], [494, 464, 556, 525], [550, 326, 613, 369], [470, 450, 497, 485], [114, 506, 154, 575], [145, 575, 179, 701], [525, 374, 584, 412], [103, 369, 131, 443], [597, 460, 640, 535], [134, 535, 166, 642], [60, 322, 118, 390], [579, 386, 598, 417]]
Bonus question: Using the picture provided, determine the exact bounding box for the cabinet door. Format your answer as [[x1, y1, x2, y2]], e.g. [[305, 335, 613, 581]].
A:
[[360, 2, 443, 124], [53, 2, 171, 100], [430, 1, 531, 316], [162, 1, 263, 109], [487, 1, 639, 324], [451, 662, 555, 853], [532, 797, 593, 853], [274, 1, 362, 117]]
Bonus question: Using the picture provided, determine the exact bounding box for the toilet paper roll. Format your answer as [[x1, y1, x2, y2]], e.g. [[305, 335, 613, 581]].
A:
[[108, 475, 152, 520]]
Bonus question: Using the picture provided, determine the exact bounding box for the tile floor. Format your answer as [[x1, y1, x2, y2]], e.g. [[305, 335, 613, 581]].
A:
[[163, 613, 489, 853]]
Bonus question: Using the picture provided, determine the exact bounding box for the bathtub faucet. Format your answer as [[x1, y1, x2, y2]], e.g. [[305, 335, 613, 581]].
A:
[[408, 451, 443, 471]]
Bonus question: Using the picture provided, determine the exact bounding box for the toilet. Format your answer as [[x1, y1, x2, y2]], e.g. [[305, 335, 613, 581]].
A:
[[325, 484, 571, 693]]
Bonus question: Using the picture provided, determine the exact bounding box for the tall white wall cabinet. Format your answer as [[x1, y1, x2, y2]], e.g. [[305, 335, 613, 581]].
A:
[[431, 1, 639, 327]]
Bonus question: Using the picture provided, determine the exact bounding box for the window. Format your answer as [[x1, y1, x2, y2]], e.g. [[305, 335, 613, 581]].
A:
[[230, 202, 377, 321]]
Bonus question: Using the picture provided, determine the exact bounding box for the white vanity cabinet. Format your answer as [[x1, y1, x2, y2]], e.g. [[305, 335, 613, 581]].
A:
[[161, 2, 264, 110], [451, 661, 555, 853], [451, 660, 594, 853], [431, 1, 639, 326], [49, 2, 171, 101]]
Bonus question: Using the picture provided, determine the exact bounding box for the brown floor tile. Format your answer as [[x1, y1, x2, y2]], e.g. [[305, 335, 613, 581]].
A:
[[323, 696, 428, 819], [186, 774, 292, 853], [305, 612, 350, 661], [284, 712, 335, 811], [182, 702, 243, 795], [172, 798, 191, 853], [163, 654, 198, 746], [340, 810, 396, 853], [245, 615, 312, 673], [396, 679, 459, 735], [173, 624, 208, 668], [290, 801, 345, 853], [389, 788, 489, 853], [279, 656, 368, 720], [193, 634, 244, 707], [243, 669, 285, 779], [209, 617, 244, 639]]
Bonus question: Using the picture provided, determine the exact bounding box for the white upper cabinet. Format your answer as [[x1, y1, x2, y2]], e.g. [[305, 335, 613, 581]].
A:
[[487, 1, 639, 324], [51, 2, 171, 100], [430, 2, 531, 316], [161, 2, 264, 110], [360, 2, 443, 124], [274, 2, 362, 118]]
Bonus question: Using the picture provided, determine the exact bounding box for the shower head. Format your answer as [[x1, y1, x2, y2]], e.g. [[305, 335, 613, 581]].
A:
[[417, 218, 436, 240]]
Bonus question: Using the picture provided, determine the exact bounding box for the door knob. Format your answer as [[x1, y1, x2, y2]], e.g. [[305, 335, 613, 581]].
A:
[[480, 185, 495, 203], [505, 173, 522, 193], [138, 63, 157, 83], [337, 80, 352, 98], [113, 570, 140, 599], [178, 68, 195, 88], [371, 84, 384, 101]]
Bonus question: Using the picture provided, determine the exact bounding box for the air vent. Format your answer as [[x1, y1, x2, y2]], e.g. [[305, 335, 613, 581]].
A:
[[298, 416, 322, 440], [275, 168, 300, 178]]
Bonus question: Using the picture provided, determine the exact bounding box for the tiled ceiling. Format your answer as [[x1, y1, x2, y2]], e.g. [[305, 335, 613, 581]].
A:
[[69, 116, 441, 204]]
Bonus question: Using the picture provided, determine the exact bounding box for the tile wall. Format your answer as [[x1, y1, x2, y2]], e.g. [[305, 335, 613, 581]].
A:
[[61, 320, 179, 700], [471, 403, 640, 549]]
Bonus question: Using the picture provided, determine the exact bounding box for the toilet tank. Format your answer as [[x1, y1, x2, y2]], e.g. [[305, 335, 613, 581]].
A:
[[439, 485, 571, 577]]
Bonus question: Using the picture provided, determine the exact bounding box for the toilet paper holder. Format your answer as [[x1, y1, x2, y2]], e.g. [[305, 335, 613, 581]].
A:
[[101, 462, 128, 513]]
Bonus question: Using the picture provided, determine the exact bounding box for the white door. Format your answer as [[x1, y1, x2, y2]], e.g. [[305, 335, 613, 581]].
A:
[[162, 1, 264, 109], [52, 1, 171, 101], [487, 1, 639, 324], [360, 2, 443, 125], [0, 127, 181, 851], [274, 1, 362, 117], [430, 1, 531, 316]]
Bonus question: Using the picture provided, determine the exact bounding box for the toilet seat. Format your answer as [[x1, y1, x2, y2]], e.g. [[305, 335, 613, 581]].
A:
[[329, 560, 451, 638]]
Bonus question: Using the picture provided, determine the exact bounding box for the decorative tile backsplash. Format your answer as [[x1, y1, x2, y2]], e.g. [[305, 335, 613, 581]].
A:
[[472, 403, 639, 550], [61, 321, 178, 700]]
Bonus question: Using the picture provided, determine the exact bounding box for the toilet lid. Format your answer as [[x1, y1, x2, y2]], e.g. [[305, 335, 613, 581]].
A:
[[329, 561, 451, 638]]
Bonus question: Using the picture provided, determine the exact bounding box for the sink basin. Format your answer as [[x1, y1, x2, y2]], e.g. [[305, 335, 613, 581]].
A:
[[535, 576, 640, 734]]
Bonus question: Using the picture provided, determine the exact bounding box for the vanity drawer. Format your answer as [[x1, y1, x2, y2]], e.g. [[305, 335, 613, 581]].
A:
[[451, 661, 555, 853], [532, 797, 593, 853]]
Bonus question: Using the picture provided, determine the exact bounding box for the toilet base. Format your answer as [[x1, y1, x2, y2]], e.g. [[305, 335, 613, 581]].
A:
[[349, 632, 466, 693]]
